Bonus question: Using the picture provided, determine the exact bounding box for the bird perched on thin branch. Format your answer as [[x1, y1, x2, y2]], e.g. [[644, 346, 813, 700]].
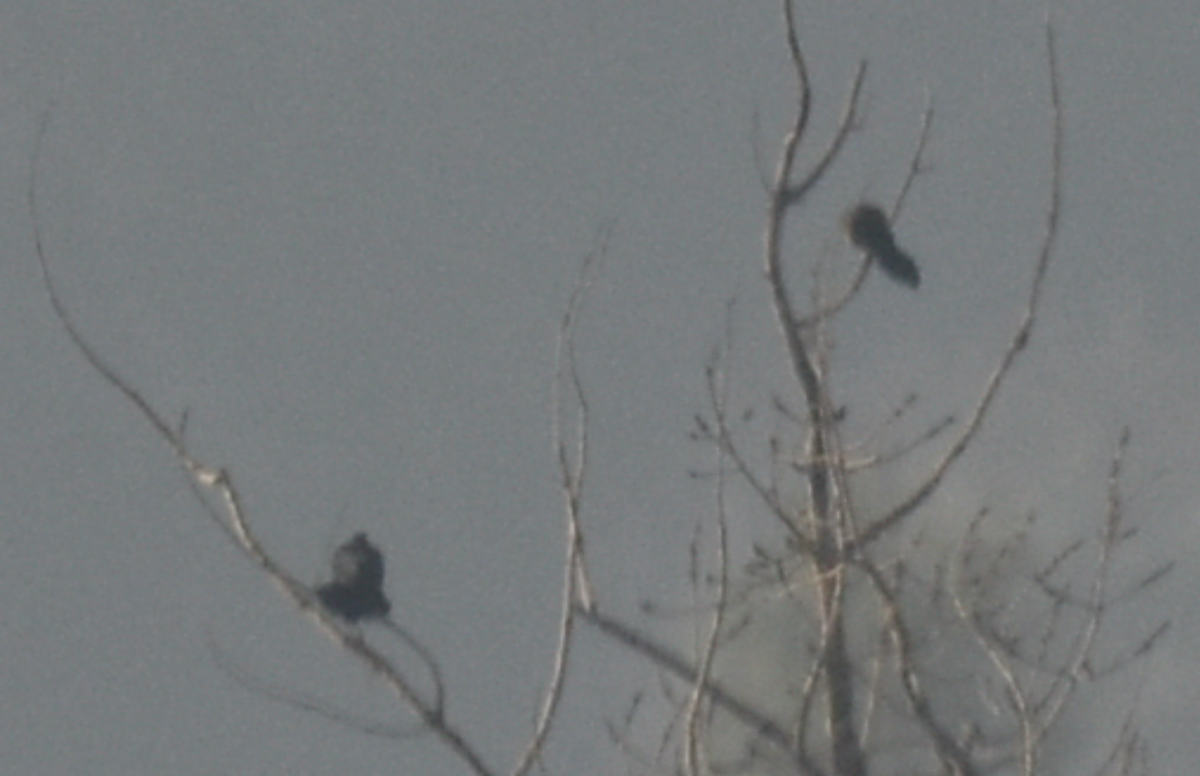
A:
[[843, 203, 920, 289], [316, 532, 392, 622]]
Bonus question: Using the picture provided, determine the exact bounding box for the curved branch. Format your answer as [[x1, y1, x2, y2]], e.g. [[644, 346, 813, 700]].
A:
[[855, 22, 1063, 550], [511, 225, 608, 776], [798, 96, 935, 348]]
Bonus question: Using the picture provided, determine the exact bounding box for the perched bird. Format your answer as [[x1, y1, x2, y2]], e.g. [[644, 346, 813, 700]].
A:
[[316, 532, 391, 622], [843, 203, 920, 289], [329, 532, 385, 590], [316, 581, 391, 623]]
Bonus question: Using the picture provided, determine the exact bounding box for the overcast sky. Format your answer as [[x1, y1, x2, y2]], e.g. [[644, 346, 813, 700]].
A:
[[1, 1, 1198, 773]]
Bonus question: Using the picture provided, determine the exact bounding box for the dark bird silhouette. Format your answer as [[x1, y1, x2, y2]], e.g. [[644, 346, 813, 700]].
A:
[[844, 203, 920, 288], [316, 532, 391, 622], [329, 532, 384, 590]]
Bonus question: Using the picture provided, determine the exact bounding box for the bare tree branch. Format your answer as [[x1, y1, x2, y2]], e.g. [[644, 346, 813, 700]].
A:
[[208, 633, 425, 740], [575, 604, 827, 776], [511, 223, 610, 776], [30, 109, 498, 776], [856, 22, 1064, 550]]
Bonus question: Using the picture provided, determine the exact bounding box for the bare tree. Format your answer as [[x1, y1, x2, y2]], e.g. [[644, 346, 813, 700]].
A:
[[565, 9, 1168, 776], [29, 4, 1167, 776]]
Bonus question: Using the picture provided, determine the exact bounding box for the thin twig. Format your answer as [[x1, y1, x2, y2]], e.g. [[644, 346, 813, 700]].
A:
[[209, 633, 423, 739], [512, 224, 609, 776], [682, 307, 737, 776], [803, 95, 935, 324]]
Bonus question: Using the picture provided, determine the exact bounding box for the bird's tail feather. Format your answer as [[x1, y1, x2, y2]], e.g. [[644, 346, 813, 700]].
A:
[[876, 246, 920, 288]]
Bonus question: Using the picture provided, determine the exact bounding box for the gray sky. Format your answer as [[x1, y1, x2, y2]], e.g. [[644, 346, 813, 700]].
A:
[[1, 1, 1198, 773]]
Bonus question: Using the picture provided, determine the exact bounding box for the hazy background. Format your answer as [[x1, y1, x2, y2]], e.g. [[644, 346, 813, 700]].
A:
[[0, 1, 1196, 773]]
